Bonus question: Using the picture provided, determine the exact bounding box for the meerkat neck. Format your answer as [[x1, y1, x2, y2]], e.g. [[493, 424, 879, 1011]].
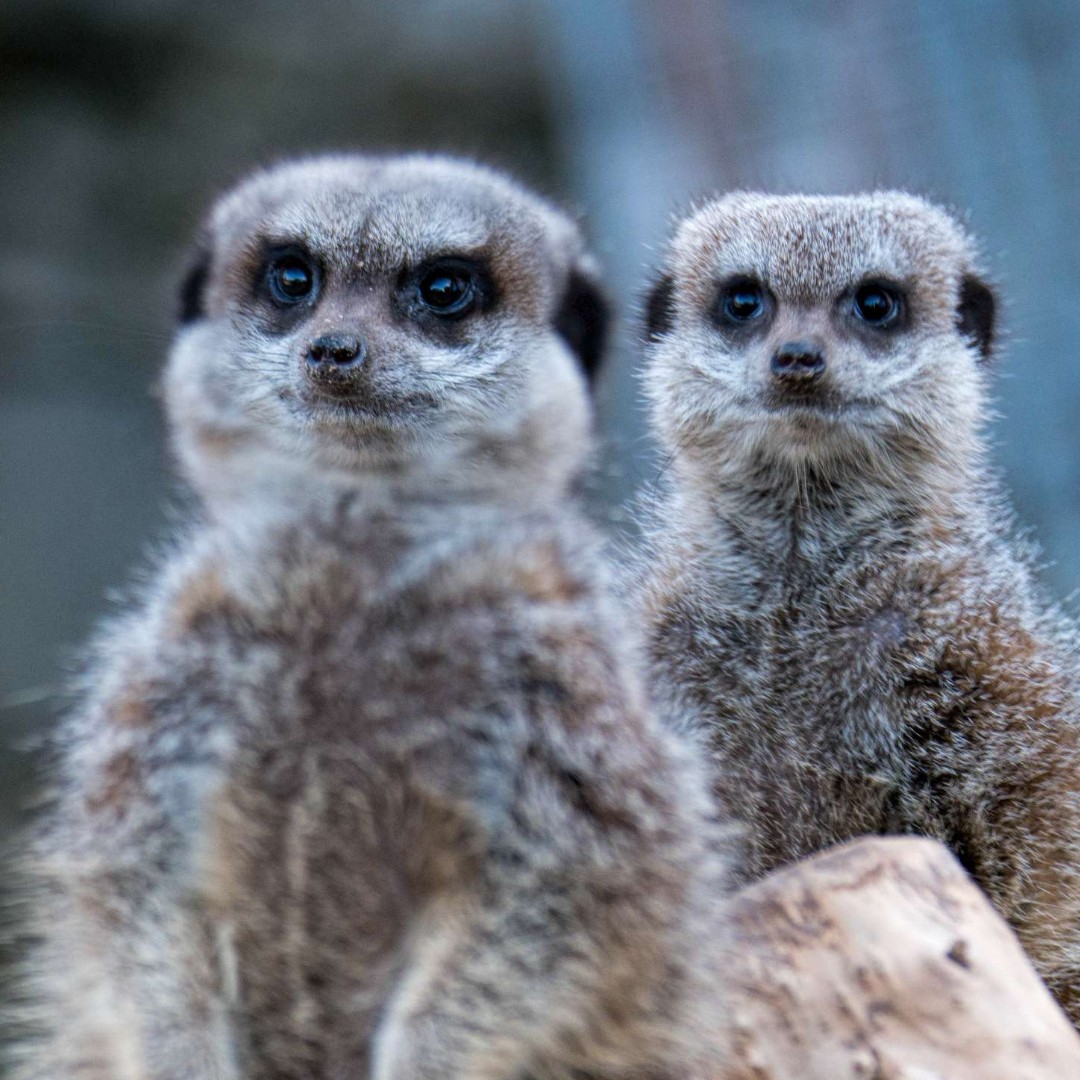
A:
[[674, 447, 986, 578], [197, 445, 577, 536]]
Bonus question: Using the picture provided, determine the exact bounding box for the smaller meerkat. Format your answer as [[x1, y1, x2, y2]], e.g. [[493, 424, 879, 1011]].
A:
[[637, 191, 1080, 1021], [12, 155, 730, 1080]]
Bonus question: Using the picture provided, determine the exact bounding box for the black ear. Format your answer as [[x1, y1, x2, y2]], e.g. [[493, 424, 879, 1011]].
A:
[[554, 268, 610, 386], [644, 273, 676, 342], [177, 245, 211, 325], [956, 274, 996, 361]]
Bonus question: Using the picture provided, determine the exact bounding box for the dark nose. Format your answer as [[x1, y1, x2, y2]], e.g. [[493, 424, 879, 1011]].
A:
[[307, 333, 364, 368], [304, 333, 366, 394], [771, 340, 826, 383]]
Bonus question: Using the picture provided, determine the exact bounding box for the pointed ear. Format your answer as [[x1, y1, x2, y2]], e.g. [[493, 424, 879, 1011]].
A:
[[956, 273, 996, 361], [554, 263, 610, 387], [177, 243, 211, 325], [644, 273, 676, 342]]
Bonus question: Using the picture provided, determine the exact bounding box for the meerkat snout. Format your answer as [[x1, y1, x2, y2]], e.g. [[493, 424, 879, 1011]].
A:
[[304, 331, 367, 392], [770, 338, 826, 383]]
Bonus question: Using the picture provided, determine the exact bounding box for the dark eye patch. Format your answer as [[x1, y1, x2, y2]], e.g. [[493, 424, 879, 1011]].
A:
[[264, 248, 320, 306], [401, 256, 495, 325], [418, 263, 478, 316], [723, 283, 765, 321], [852, 280, 904, 328], [714, 275, 774, 329]]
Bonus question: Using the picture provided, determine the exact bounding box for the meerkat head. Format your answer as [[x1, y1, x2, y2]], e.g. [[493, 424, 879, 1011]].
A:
[[644, 192, 997, 492], [165, 154, 608, 507]]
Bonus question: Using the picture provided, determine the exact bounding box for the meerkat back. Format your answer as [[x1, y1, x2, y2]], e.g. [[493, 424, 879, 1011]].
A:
[[637, 192, 1080, 1022], [12, 156, 730, 1080]]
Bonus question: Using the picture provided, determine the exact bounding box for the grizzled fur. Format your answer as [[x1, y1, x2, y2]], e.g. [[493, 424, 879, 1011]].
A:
[[636, 191, 1080, 1021], [13, 155, 729, 1080]]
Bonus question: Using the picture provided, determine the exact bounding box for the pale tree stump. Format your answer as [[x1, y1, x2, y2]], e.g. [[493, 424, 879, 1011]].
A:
[[717, 836, 1080, 1079]]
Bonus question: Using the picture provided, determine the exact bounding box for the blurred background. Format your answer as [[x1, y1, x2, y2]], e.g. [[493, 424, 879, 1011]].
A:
[[2, 0, 1080, 984]]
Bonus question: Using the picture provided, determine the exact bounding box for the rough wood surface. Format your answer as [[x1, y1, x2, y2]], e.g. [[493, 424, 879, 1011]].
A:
[[718, 837, 1080, 1079]]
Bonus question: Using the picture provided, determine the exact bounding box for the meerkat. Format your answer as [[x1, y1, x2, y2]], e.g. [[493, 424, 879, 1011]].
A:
[[11, 154, 731, 1080], [636, 191, 1080, 1021]]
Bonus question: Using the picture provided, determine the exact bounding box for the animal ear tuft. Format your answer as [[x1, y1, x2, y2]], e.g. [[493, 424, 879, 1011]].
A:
[[644, 274, 676, 342], [956, 274, 996, 361], [554, 267, 610, 386], [178, 245, 211, 325]]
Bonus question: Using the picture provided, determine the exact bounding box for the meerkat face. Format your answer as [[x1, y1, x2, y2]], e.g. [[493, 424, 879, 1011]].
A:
[[644, 192, 996, 478], [165, 154, 607, 499]]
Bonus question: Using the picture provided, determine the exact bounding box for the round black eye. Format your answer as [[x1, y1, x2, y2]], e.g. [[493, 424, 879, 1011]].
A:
[[853, 283, 900, 326], [267, 254, 316, 304], [721, 282, 766, 322], [418, 265, 477, 316]]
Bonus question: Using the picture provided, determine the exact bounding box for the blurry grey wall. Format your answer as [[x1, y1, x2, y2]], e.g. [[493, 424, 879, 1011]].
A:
[[3, 0, 1080, 849]]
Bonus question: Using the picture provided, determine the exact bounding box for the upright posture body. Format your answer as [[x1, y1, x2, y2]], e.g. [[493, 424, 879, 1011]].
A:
[[16, 156, 728, 1080], [638, 192, 1080, 1018]]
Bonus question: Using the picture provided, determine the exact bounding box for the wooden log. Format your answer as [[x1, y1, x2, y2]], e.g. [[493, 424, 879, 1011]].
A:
[[717, 836, 1080, 1079]]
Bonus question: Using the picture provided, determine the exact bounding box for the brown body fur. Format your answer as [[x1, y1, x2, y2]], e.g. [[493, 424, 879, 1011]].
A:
[[13, 156, 729, 1080], [637, 192, 1080, 1019]]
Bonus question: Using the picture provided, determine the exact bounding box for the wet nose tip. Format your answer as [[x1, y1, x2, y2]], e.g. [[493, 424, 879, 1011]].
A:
[[307, 333, 364, 367], [771, 340, 826, 380]]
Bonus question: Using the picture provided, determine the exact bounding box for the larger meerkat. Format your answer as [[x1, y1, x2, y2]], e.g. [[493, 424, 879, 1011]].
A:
[[13, 155, 729, 1080], [638, 192, 1080, 1019]]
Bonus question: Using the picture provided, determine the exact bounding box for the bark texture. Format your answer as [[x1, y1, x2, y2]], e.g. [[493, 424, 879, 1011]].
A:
[[718, 837, 1080, 1079]]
